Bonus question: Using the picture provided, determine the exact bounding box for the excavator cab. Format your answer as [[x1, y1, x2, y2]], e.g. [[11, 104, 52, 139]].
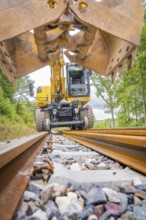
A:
[[66, 64, 91, 105], [67, 64, 90, 97]]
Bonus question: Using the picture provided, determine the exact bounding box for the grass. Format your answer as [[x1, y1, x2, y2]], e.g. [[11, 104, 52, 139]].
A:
[[0, 116, 37, 142]]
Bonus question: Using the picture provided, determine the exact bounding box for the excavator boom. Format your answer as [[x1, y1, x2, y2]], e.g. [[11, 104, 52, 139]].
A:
[[0, 0, 144, 83]]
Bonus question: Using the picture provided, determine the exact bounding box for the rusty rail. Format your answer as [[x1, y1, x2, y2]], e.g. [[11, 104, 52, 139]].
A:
[[0, 132, 48, 220], [63, 129, 146, 175], [77, 128, 146, 136]]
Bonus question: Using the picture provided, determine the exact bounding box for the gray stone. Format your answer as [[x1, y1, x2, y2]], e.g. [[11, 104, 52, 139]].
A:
[[133, 206, 146, 220], [80, 206, 94, 219], [67, 185, 76, 193], [120, 182, 135, 194], [99, 211, 112, 220], [61, 203, 81, 220], [18, 200, 29, 212], [142, 199, 146, 208], [105, 202, 124, 217], [26, 201, 38, 215], [13, 211, 26, 220], [13, 200, 28, 220], [118, 193, 128, 212], [136, 184, 146, 191], [28, 182, 44, 194], [85, 161, 96, 170], [87, 186, 107, 204], [121, 211, 136, 220], [103, 188, 120, 203], [23, 191, 39, 202], [90, 159, 98, 164], [134, 196, 142, 206], [45, 200, 59, 218], [79, 190, 88, 200]]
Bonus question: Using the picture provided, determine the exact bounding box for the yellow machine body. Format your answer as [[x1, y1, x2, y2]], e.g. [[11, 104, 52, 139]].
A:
[[36, 57, 91, 108], [36, 86, 51, 108]]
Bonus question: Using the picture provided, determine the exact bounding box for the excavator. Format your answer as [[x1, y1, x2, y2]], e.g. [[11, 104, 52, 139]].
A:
[[0, 0, 144, 131], [35, 53, 94, 131]]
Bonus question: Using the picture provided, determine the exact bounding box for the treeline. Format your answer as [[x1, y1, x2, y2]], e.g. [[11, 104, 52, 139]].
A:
[[92, 10, 146, 128], [0, 72, 36, 141]]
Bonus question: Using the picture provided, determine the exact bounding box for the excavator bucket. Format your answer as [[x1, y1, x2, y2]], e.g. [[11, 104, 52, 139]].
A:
[[0, 0, 144, 83]]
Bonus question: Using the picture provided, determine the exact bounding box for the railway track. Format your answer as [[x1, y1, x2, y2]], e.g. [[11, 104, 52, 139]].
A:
[[0, 129, 146, 220], [63, 128, 146, 175], [0, 132, 48, 220]]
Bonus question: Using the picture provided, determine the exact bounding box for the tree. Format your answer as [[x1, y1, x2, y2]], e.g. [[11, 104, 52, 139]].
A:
[[137, 10, 146, 125], [15, 76, 34, 114], [91, 73, 116, 128], [0, 70, 16, 101]]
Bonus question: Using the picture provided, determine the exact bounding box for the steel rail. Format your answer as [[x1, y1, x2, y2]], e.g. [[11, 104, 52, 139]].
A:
[[63, 130, 146, 149], [63, 133, 146, 175], [0, 132, 48, 220], [76, 128, 146, 136], [0, 132, 47, 169]]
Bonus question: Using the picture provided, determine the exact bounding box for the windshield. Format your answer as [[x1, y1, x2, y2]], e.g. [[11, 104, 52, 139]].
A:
[[70, 84, 88, 96]]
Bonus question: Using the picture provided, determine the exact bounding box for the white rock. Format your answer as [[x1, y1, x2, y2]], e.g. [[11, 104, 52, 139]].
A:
[[55, 196, 71, 214], [31, 209, 48, 220], [70, 163, 81, 171], [133, 177, 142, 186], [68, 192, 83, 212], [98, 163, 107, 169], [67, 192, 78, 200], [88, 214, 98, 220], [103, 187, 120, 203], [41, 183, 57, 204]]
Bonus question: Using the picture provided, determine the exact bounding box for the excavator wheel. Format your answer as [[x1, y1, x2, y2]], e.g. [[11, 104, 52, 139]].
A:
[[42, 112, 51, 132], [86, 105, 94, 129], [45, 118, 51, 132], [35, 109, 44, 132], [83, 116, 89, 130]]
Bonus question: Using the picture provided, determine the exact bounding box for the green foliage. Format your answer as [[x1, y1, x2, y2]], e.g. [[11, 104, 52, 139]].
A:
[[92, 9, 146, 128], [0, 115, 36, 142], [0, 70, 16, 101], [91, 74, 116, 127], [93, 119, 114, 129], [0, 71, 36, 141]]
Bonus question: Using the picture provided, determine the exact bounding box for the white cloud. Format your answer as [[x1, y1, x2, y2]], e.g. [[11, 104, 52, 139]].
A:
[[93, 108, 111, 120]]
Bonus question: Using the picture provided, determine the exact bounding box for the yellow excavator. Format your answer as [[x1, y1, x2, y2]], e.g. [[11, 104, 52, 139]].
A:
[[0, 1, 144, 131], [35, 53, 94, 131]]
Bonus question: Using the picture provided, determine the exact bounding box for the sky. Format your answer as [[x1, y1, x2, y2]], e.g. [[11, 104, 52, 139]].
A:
[[29, 55, 111, 121]]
